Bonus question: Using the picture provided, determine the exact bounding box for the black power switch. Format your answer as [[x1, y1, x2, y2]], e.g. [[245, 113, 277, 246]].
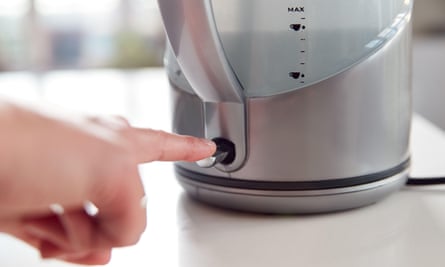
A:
[[212, 138, 236, 165], [196, 138, 236, 168]]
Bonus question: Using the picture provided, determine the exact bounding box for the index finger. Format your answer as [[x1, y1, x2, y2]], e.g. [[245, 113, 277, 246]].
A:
[[131, 128, 216, 163]]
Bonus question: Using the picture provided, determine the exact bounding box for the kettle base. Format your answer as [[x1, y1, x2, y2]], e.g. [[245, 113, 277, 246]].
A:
[[175, 169, 408, 214]]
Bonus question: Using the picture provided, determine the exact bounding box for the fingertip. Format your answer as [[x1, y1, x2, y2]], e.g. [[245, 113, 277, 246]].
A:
[[187, 137, 216, 162], [202, 138, 217, 151], [133, 128, 217, 162]]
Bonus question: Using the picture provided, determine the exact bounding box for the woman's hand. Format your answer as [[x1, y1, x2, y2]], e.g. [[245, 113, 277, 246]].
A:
[[0, 100, 216, 265]]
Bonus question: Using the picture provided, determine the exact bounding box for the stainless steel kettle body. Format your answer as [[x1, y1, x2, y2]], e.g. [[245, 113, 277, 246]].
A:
[[158, 0, 413, 213]]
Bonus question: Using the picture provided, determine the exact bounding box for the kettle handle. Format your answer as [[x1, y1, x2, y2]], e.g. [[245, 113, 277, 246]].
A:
[[158, 0, 246, 171], [158, 0, 244, 103]]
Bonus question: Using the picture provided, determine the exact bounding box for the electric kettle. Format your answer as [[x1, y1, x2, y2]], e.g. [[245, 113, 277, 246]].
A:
[[158, 0, 413, 213]]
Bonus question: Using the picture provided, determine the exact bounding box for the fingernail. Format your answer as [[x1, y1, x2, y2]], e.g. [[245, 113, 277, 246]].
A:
[[49, 203, 65, 215], [201, 138, 216, 148], [140, 195, 148, 209], [83, 200, 99, 217]]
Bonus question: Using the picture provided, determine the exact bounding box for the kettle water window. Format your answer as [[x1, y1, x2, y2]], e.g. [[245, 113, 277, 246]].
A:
[[211, 0, 412, 97]]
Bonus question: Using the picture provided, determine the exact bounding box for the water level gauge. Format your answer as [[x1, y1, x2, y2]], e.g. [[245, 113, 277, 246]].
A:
[[288, 2, 308, 85]]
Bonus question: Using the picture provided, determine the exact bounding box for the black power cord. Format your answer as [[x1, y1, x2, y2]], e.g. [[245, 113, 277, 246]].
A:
[[406, 176, 445, 186]]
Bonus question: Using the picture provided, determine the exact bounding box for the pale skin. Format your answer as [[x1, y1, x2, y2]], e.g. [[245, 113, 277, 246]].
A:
[[0, 100, 216, 265]]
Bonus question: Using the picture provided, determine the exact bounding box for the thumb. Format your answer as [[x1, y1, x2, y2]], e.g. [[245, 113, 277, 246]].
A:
[[130, 129, 216, 163]]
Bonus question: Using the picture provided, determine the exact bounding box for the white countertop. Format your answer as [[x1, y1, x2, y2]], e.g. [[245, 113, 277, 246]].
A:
[[1, 67, 445, 267]]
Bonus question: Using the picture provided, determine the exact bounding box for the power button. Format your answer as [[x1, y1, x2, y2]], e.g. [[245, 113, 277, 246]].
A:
[[196, 138, 235, 168]]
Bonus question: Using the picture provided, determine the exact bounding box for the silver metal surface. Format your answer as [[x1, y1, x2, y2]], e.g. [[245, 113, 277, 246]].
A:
[[162, 0, 413, 213], [196, 157, 217, 168], [211, 0, 411, 96], [176, 169, 409, 214], [196, 150, 228, 168], [158, 0, 247, 171], [158, 0, 243, 103], [171, 15, 412, 182]]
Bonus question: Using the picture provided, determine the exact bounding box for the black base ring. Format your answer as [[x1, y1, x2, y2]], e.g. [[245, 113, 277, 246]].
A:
[[175, 159, 410, 191]]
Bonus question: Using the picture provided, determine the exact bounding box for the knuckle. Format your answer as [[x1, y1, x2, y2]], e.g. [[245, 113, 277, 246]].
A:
[[87, 144, 145, 248], [89, 148, 137, 204], [108, 209, 147, 247], [117, 228, 144, 247]]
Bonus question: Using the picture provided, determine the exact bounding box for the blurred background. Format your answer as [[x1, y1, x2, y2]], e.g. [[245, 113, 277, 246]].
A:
[[0, 0, 442, 72], [411, 0, 445, 131], [0, 0, 444, 128], [0, 0, 164, 71]]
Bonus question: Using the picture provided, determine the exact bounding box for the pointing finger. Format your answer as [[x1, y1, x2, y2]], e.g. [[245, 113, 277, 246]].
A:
[[131, 129, 216, 163]]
